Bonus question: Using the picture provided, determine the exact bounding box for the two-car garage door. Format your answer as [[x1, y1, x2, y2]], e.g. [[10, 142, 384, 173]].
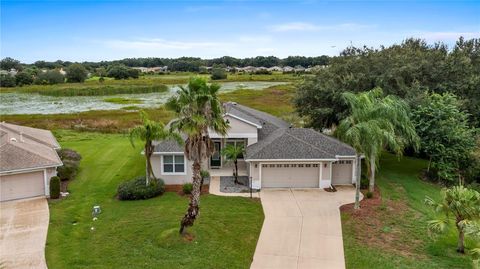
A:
[[0, 171, 45, 202], [261, 164, 319, 188]]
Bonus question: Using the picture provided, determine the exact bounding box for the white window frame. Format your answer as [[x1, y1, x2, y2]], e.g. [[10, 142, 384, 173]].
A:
[[225, 139, 246, 159], [161, 154, 187, 175]]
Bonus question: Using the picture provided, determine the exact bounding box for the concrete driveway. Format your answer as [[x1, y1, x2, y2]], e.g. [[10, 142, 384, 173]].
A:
[[251, 187, 359, 269], [1, 198, 49, 269]]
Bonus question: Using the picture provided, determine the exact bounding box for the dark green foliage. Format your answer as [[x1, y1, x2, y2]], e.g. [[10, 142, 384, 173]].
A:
[[66, 63, 88, 83], [366, 191, 373, 199], [0, 57, 21, 70], [182, 183, 193, 194], [57, 148, 82, 162], [35, 70, 65, 85], [0, 74, 16, 87], [107, 64, 139, 80], [413, 92, 477, 184], [117, 176, 165, 200], [15, 72, 34, 86], [295, 38, 480, 128], [50, 176, 61, 199], [57, 160, 79, 181], [360, 176, 369, 189], [211, 67, 227, 80]]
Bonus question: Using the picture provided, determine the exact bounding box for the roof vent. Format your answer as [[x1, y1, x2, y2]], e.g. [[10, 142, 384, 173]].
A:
[[10, 137, 17, 142]]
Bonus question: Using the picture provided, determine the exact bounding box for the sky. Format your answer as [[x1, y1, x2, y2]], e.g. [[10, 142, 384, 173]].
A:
[[1, 0, 479, 63]]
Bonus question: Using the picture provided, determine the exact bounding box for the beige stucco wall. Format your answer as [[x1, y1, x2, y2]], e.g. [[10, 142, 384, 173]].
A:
[[209, 115, 258, 146], [151, 155, 194, 185]]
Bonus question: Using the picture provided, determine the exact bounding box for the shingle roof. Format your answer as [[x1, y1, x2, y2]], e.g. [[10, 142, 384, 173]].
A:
[[0, 123, 62, 172], [246, 128, 355, 160]]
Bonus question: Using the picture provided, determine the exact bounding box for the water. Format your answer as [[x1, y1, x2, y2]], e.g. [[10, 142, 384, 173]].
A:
[[0, 82, 286, 115]]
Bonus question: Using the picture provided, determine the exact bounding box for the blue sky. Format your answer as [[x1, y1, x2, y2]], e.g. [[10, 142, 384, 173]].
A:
[[1, 0, 479, 63]]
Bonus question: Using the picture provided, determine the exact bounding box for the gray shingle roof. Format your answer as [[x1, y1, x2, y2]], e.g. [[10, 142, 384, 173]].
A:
[[246, 128, 355, 160], [0, 123, 62, 172]]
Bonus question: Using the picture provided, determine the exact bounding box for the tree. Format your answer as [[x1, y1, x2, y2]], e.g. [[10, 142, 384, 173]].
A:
[[425, 185, 480, 254], [0, 74, 16, 87], [66, 63, 88, 83], [221, 143, 245, 185], [15, 72, 34, 86], [107, 64, 132, 79], [166, 77, 229, 234], [413, 92, 477, 184], [211, 67, 227, 80], [0, 57, 21, 70], [35, 70, 64, 84], [336, 88, 420, 194], [129, 111, 182, 185]]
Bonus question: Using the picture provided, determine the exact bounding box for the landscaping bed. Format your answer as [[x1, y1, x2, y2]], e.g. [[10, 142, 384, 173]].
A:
[[220, 176, 258, 193]]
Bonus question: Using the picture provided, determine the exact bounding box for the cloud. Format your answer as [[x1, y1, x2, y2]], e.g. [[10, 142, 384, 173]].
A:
[[269, 22, 374, 32], [417, 31, 480, 41]]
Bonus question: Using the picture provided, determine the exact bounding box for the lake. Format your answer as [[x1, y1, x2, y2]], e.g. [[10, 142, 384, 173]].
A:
[[0, 82, 286, 115]]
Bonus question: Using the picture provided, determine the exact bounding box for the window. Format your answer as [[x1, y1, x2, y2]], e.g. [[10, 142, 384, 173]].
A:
[[269, 164, 275, 168], [283, 164, 289, 168], [346, 160, 352, 164], [276, 164, 282, 168], [226, 139, 245, 159], [291, 164, 297, 168], [262, 164, 268, 168], [313, 164, 319, 168], [163, 155, 185, 174], [298, 164, 304, 168], [305, 164, 311, 168]]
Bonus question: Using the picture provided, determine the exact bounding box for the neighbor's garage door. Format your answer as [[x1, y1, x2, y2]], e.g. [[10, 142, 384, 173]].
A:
[[0, 171, 45, 202], [261, 163, 319, 188], [332, 160, 353, 185]]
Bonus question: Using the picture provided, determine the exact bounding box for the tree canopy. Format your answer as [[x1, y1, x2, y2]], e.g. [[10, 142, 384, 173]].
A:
[[66, 63, 88, 83]]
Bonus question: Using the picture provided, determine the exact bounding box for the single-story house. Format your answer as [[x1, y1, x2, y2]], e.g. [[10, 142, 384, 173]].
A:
[[0, 122, 62, 201], [152, 102, 358, 189]]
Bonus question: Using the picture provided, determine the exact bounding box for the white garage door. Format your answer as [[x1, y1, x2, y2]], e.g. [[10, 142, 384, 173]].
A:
[[332, 160, 353, 185], [261, 163, 319, 188], [0, 171, 45, 202]]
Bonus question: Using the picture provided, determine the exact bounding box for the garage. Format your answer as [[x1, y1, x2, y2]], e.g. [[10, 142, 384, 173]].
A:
[[0, 171, 45, 202], [332, 160, 353, 185], [261, 163, 319, 188]]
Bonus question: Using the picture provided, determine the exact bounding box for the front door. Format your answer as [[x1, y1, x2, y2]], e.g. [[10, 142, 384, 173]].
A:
[[210, 141, 221, 168]]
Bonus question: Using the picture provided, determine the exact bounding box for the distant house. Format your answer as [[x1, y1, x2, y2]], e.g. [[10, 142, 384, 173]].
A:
[[282, 66, 294, 73], [267, 66, 283, 72], [152, 102, 357, 189], [133, 66, 169, 73], [59, 68, 67, 75], [0, 123, 62, 202]]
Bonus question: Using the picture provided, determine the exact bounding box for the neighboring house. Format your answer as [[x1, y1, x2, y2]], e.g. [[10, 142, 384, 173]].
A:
[[152, 102, 357, 189], [0, 122, 62, 202]]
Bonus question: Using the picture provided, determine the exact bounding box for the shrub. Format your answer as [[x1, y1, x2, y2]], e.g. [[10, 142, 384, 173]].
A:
[[35, 70, 65, 85], [182, 183, 193, 194], [360, 176, 369, 189], [211, 68, 227, 80], [57, 160, 79, 181], [117, 176, 165, 200], [50, 176, 60, 199], [57, 148, 82, 162], [366, 191, 373, 199], [15, 72, 34, 86], [66, 63, 88, 83], [0, 74, 16, 87]]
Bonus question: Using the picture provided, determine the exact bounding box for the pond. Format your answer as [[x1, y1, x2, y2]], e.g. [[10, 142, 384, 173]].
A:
[[0, 82, 286, 115]]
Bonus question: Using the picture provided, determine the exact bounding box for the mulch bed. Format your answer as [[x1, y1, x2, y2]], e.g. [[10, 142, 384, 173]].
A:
[[164, 184, 210, 196]]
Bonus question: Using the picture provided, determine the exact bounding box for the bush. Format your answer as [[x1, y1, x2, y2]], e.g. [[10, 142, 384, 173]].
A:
[[0, 74, 16, 87], [66, 63, 88, 83], [117, 176, 165, 200], [57, 148, 82, 162], [360, 176, 369, 189], [35, 70, 64, 85], [182, 183, 193, 194], [211, 68, 227, 80], [57, 160, 79, 181], [15, 72, 34, 86], [366, 191, 373, 199], [50, 176, 61, 199]]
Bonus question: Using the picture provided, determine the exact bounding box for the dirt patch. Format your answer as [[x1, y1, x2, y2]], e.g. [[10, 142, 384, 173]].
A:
[[182, 232, 195, 242], [340, 187, 425, 259]]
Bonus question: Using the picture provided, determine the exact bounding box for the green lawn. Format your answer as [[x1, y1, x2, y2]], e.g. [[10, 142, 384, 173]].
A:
[[46, 131, 263, 269], [342, 154, 473, 268]]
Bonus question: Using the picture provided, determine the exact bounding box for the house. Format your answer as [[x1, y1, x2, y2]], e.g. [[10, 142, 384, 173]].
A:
[[152, 102, 357, 189], [0, 123, 62, 201]]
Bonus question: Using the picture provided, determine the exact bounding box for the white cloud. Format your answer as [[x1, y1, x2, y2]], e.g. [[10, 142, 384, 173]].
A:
[[238, 35, 272, 43], [269, 22, 374, 32]]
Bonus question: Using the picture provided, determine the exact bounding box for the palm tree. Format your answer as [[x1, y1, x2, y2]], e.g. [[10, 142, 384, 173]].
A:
[[129, 110, 182, 185], [425, 185, 480, 253], [221, 143, 245, 185], [166, 78, 229, 234], [336, 88, 420, 204]]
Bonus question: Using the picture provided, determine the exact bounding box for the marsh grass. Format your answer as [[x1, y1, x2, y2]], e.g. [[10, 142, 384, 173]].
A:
[[103, 97, 143, 104]]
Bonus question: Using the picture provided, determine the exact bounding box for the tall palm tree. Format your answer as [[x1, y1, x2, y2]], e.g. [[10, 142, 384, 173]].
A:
[[336, 88, 420, 201], [129, 110, 182, 185], [221, 143, 245, 185], [166, 78, 229, 234]]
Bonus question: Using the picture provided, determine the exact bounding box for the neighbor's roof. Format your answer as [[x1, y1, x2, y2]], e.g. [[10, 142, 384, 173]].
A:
[[0, 122, 62, 173], [246, 128, 356, 160]]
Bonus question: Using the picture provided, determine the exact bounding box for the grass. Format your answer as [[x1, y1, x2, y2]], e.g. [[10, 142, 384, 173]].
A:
[[103, 97, 143, 104], [46, 131, 264, 269], [1, 84, 297, 133], [342, 154, 473, 269]]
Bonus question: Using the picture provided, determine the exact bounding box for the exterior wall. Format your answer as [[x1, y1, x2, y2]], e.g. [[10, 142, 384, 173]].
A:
[[151, 155, 193, 185], [250, 162, 261, 189], [209, 116, 258, 146], [45, 167, 57, 196]]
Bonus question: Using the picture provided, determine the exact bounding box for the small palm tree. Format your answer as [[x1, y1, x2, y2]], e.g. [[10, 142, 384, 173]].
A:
[[336, 88, 419, 204], [221, 143, 245, 185], [425, 185, 480, 254], [166, 77, 229, 234], [129, 110, 182, 185]]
